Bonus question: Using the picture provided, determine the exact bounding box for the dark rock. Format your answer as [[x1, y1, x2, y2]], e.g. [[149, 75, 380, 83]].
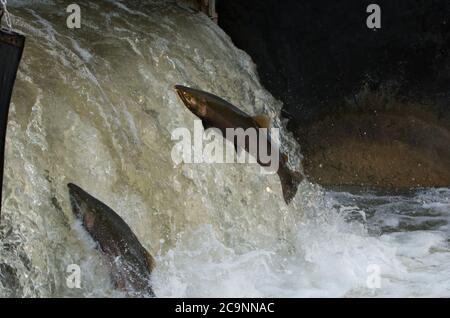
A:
[[217, 0, 450, 187], [217, 0, 450, 126], [298, 99, 450, 187]]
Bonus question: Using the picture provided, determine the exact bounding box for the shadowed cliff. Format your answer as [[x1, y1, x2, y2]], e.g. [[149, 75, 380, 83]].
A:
[[217, 0, 450, 188]]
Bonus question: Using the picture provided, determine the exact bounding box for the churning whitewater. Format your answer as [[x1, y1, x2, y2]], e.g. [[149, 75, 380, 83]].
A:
[[0, 0, 449, 297]]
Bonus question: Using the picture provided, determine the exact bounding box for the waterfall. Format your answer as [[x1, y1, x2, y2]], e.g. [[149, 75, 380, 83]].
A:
[[1, 0, 449, 297]]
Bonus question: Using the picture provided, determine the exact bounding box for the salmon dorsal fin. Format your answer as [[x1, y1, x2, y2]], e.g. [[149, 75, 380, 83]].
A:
[[252, 115, 271, 128]]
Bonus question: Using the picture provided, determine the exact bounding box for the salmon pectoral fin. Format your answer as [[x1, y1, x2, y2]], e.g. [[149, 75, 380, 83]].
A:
[[277, 158, 304, 205], [252, 115, 271, 129], [145, 250, 156, 272], [111, 270, 127, 291]]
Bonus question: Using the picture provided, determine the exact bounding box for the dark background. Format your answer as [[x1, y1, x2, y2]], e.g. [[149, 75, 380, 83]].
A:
[[217, 0, 450, 130]]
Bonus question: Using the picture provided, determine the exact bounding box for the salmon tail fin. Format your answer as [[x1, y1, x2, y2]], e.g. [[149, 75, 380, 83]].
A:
[[277, 155, 304, 205]]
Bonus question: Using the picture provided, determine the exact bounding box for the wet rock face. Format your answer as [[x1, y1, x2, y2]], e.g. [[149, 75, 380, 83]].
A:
[[217, 0, 450, 187], [217, 0, 449, 125], [299, 108, 450, 188]]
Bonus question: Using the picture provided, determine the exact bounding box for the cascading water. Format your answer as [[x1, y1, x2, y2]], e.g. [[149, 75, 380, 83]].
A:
[[0, 0, 449, 297]]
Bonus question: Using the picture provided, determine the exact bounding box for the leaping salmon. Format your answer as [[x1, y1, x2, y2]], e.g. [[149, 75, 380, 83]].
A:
[[68, 183, 155, 297], [174, 85, 303, 204]]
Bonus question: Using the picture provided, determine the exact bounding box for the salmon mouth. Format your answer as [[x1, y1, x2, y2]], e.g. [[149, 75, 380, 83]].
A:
[[174, 85, 207, 117], [174, 85, 190, 107]]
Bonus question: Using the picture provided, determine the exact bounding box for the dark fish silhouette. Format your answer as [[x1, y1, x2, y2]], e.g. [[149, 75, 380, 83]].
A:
[[174, 85, 303, 204], [68, 183, 155, 297]]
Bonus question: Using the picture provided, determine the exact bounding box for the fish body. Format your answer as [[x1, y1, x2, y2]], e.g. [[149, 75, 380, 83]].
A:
[[68, 183, 155, 297], [174, 85, 303, 204]]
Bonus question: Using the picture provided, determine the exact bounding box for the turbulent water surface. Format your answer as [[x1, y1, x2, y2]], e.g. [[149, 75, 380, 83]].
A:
[[0, 0, 449, 297]]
